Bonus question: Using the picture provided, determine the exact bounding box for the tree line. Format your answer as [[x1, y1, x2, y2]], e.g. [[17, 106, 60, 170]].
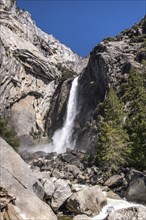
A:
[[96, 68, 146, 173]]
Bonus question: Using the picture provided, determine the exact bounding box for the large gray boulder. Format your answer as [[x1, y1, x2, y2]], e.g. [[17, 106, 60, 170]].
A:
[[66, 185, 107, 216], [106, 206, 146, 220], [65, 164, 81, 176], [0, 137, 57, 220], [51, 179, 72, 211], [44, 178, 56, 199], [104, 175, 124, 188], [125, 176, 146, 203]]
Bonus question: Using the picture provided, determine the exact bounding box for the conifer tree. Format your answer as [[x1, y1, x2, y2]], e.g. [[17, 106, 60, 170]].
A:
[[122, 69, 146, 169], [96, 88, 131, 173]]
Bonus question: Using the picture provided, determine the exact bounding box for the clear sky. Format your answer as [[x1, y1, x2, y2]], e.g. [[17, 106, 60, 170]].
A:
[[17, 0, 146, 57]]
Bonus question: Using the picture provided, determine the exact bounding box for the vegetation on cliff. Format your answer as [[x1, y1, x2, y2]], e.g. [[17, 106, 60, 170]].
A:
[[96, 68, 146, 171], [122, 69, 146, 169], [96, 88, 131, 173], [0, 117, 20, 151]]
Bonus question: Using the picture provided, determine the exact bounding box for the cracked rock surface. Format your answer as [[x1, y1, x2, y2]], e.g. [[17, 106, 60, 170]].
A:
[[0, 0, 87, 146], [0, 137, 57, 220]]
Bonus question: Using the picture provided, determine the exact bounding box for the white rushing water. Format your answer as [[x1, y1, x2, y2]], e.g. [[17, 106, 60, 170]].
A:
[[92, 198, 139, 220], [51, 76, 79, 154], [20, 77, 79, 155]]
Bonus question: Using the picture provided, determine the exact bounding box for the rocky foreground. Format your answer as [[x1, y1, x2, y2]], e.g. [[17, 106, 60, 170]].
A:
[[1, 137, 146, 220]]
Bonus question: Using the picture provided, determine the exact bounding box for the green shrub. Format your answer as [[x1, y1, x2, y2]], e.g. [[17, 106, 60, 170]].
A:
[[56, 64, 76, 82], [130, 34, 146, 43], [0, 117, 20, 151], [103, 37, 116, 43]]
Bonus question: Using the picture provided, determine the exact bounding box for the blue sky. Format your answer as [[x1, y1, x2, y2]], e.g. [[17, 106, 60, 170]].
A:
[[17, 0, 145, 57]]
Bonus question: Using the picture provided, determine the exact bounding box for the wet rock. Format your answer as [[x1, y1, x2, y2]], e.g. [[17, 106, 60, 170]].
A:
[[66, 185, 107, 216], [106, 206, 146, 220], [104, 190, 121, 200]]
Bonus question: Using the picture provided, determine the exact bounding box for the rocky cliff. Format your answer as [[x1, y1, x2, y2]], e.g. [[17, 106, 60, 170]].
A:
[[0, 0, 87, 147], [0, 0, 146, 154], [75, 16, 146, 153]]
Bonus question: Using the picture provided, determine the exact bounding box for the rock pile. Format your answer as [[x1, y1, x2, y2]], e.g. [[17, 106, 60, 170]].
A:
[[1, 137, 146, 220], [21, 148, 146, 219]]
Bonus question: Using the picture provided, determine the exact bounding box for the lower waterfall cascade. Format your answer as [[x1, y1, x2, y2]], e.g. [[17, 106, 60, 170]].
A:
[[51, 76, 79, 154]]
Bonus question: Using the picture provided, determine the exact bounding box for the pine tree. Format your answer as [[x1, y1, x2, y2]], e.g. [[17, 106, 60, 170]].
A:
[[122, 69, 146, 169], [96, 88, 131, 173]]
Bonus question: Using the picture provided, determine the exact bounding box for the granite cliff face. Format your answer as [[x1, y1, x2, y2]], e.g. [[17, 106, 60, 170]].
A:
[[0, 0, 87, 147], [76, 17, 146, 153], [0, 0, 146, 153]]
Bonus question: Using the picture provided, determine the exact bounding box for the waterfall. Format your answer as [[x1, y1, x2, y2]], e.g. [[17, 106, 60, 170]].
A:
[[52, 76, 79, 154]]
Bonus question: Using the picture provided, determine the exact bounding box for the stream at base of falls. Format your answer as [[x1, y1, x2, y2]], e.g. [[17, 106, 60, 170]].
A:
[[92, 198, 139, 220]]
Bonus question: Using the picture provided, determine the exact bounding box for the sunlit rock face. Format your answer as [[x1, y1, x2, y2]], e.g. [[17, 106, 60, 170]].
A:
[[0, 0, 87, 147], [0, 0, 15, 10], [75, 16, 146, 153]]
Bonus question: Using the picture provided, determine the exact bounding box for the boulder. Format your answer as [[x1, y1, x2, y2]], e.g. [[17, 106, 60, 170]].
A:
[[0, 137, 57, 220], [51, 179, 72, 211], [106, 206, 146, 220], [125, 176, 146, 203], [104, 175, 124, 188], [66, 185, 107, 216], [33, 170, 51, 183], [44, 179, 55, 199], [52, 169, 65, 179], [61, 152, 77, 163], [126, 168, 144, 182], [65, 164, 81, 176], [71, 184, 88, 192], [104, 190, 121, 200]]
